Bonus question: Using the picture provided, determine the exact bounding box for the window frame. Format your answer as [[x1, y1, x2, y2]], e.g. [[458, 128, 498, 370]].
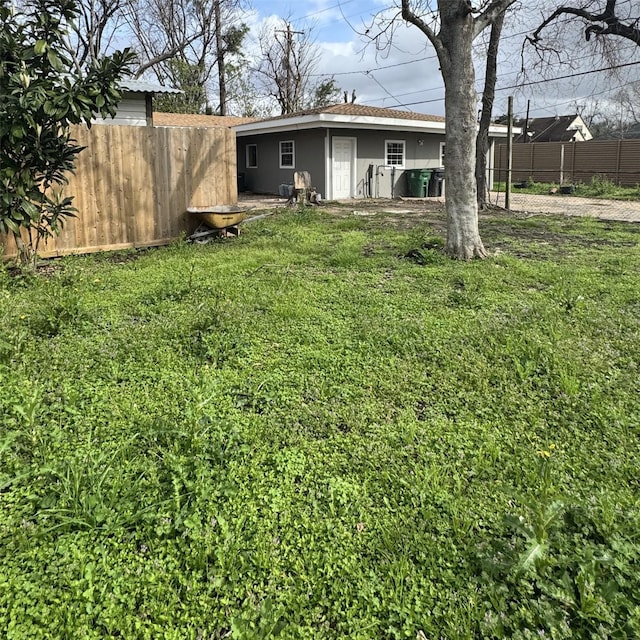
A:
[[279, 140, 295, 169], [385, 139, 406, 169], [439, 142, 446, 167], [246, 144, 258, 168]]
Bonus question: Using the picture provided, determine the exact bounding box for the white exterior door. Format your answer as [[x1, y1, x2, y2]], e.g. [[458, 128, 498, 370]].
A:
[[332, 138, 355, 199]]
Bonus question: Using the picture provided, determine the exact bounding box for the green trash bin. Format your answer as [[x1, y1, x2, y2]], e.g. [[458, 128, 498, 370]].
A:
[[406, 168, 433, 197]]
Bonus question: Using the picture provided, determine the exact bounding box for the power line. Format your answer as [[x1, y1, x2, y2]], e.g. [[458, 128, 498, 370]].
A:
[[365, 70, 409, 109], [249, 4, 640, 116], [301, 0, 359, 22], [280, 0, 382, 37], [261, 0, 640, 114], [496, 60, 640, 93], [520, 76, 640, 118], [361, 60, 640, 111], [307, 14, 639, 79], [363, 40, 639, 105], [307, 53, 437, 77]]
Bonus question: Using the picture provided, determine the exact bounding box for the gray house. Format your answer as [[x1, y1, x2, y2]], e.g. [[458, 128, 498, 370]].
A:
[[235, 103, 512, 199]]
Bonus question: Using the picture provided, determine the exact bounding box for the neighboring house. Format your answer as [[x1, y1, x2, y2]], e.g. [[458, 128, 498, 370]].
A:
[[92, 80, 182, 127], [514, 114, 592, 143], [234, 103, 513, 199]]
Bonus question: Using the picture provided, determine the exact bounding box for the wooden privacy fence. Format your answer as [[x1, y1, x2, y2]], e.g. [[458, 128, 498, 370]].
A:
[[1, 124, 237, 260], [495, 140, 640, 186]]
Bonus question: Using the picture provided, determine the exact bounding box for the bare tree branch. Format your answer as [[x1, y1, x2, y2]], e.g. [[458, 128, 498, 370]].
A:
[[473, 0, 518, 38], [529, 0, 640, 47], [255, 17, 322, 114], [133, 30, 207, 78], [476, 9, 505, 208], [400, 0, 448, 69]]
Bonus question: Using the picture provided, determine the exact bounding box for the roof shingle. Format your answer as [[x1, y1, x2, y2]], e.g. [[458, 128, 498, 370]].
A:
[[251, 103, 446, 124], [153, 112, 257, 128]]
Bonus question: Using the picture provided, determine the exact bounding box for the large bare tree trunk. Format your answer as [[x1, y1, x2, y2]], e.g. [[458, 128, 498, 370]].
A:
[[399, 0, 516, 259], [439, 2, 488, 259], [476, 12, 504, 209]]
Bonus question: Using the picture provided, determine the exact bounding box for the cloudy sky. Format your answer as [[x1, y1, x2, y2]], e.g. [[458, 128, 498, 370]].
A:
[[246, 0, 640, 122]]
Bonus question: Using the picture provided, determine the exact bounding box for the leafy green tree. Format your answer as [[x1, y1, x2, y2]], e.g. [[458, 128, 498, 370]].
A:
[[310, 77, 343, 108], [0, 0, 134, 265], [153, 59, 208, 114]]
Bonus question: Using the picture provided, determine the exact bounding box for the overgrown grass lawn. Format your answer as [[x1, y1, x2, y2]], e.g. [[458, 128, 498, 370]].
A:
[[1, 208, 639, 638]]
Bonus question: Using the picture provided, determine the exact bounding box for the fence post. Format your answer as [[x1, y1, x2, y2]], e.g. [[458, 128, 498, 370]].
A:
[[506, 96, 513, 211], [617, 140, 622, 185], [531, 143, 535, 182], [560, 144, 564, 186]]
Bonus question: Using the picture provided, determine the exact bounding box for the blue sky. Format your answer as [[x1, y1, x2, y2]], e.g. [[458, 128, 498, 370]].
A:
[[254, 0, 380, 43]]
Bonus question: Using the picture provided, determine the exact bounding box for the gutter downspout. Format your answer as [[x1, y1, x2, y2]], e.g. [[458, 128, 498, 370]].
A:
[[375, 165, 389, 198], [325, 129, 331, 200]]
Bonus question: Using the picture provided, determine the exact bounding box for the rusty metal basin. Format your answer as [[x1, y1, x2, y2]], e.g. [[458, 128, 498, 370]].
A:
[[187, 205, 252, 229]]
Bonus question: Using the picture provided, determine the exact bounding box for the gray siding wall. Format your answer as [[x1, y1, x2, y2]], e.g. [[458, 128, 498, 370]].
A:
[[332, 128, 444, 198], [237, 127, 446, 199], [237, 130, 327, 196], [92, 92, 148, 127]]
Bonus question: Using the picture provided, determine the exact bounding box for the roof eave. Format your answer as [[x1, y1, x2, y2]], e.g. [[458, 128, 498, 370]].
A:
[[236, 115, 516, 137], [120, 80, 183, 95], [490, 124, 521, 137], [235, 113, 448, 136]]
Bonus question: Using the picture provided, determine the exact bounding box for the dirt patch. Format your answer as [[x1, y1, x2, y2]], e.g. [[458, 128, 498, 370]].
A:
[[323, 197, 448, 232], [337, 199, 638, 258], [3, 247, 148, 279], [241, 191, 640, 224], [92, 248, 151, 265], [240, 193, 640, 258]]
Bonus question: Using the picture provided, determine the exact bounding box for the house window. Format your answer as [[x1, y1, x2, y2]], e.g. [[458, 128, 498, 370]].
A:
[[385, 140, 405, 168], [439, 142, 446, 167], [279, 140, 295, 168], [246, 144, 257, 168]]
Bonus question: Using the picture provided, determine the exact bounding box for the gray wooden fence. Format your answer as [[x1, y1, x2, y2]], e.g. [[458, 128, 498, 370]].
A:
[[495, 140, 640, 186]]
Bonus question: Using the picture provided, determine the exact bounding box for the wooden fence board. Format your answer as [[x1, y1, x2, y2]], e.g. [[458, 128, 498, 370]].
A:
[[620, 141, 640, 185], [1, 124, 236, 260]]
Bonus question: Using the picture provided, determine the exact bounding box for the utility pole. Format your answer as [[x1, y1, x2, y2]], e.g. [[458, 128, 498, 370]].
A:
[[214, 1, 226, 115], [275, 22, 304, 113]]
